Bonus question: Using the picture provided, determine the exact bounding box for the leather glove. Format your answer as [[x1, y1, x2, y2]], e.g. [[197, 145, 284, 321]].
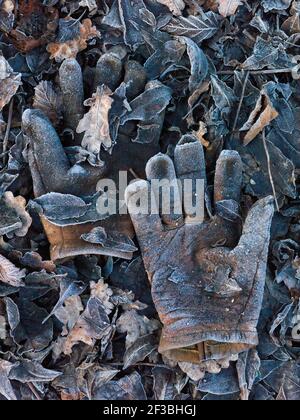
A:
[[125, 135, 274, 364], [22, 52, 165, 261]]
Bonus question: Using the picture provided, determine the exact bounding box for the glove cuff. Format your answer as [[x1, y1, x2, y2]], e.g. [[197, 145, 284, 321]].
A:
[[159, 323, 258, 363], [41, 217, 135, 262]]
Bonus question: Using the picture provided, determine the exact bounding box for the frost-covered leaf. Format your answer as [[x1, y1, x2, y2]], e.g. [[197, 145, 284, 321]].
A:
[[179, 37, 209, 91], [123, 333, 158, 369], [92, 372, 147, 400], [163, 11, 221, 44], [34, 193, 89, 221], [63, 297, 111, 355], [79, 0, 97, 13], [0, 55, 22, 111], [77, 86, 114, 162], [120, 81, 172, 125], [81, 227, 138, 254], [47, 18, 99, 62], [0, 255, 26, 287], [90, 279, 114, 315], [0, 192, 32, 238], [156, 0, 185, 16], [116, 309, 160, 349], [261, 0, 292, 13], [33, 81, 63, 126], [5, 297, 53, 351], [218, 0, 244, 17], [0, 359, 17, 400]]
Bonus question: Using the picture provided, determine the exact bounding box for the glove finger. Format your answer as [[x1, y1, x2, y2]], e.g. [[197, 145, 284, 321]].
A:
[[93, 50, 124, 92], [59, 59, 84, 139], [214, 150, 243, 203], [232, 196, 274, 288], [22, 109, 71, 195], [146, 153, 183, 227], [124, 60, 147, 101], [125, 179, 163, 239], [27, 148, 46, 197], [174, 134, 206, 223]]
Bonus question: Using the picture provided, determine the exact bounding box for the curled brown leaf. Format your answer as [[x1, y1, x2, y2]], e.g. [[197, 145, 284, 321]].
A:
[[241, 92, 279, 145], [0, 255, 26, 287]]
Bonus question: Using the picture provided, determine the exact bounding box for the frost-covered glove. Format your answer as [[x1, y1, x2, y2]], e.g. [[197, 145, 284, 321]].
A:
[[22, 52, 168, 261], [125, 135, 274, 364]]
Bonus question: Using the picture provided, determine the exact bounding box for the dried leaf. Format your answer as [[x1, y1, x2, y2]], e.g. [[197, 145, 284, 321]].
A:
[[0, 0, 15, 33], [261, 0, 292, 13], [0, 255, 25, 287], [76, 86, 114, 161], [79, 0, 97, 13], [0, 55, 21, 111], [5, 298, 53, 351], [0, 315, 6, 340], [47, 18, 99, 62], [116, 309, 160, 349], [193, 122, 210, 148], [33, 81, 63, 126], [0, 359, 17, 400], [2, 192, 32, 237], [178, 362, 206, 381], [90, 279, 114, 315], [92, 372, 147, 400], [163, 11, 221, 43], [123, 334, 158, 369], [156, 0, 185, 16], [63, 297, 111, 355], [81, 227, 138, 254], [241, 91, 279, 145], [217, 0, 243, 17]]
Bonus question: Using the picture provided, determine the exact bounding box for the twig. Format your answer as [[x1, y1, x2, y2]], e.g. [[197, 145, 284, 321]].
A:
[[2, 98, 14, 165], [27, 382, 42, 401], [217, 68, 294, 76], [103, 362, 169, 369], [129, 168, 140, 180], [232, 71, 250, 133], [262, 130, 280, 212]]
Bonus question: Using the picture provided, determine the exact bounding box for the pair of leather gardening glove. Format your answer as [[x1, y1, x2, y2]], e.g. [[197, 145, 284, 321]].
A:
[[23, 50, 274, 364]]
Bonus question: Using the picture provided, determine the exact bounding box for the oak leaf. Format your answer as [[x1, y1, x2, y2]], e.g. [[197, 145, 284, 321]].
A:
[[47, 18, 99, 62], [76, 86, 114, 162]]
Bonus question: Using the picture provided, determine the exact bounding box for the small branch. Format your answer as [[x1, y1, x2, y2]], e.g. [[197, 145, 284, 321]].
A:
[[2, 99, 14, 166], [103, 362, 169, 369], [217, 68, 294, 76], [232, 71, 250, 133], [129, 168, 140, 180], [262, 130, 280, 212], [27, 382, 42, 401]]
